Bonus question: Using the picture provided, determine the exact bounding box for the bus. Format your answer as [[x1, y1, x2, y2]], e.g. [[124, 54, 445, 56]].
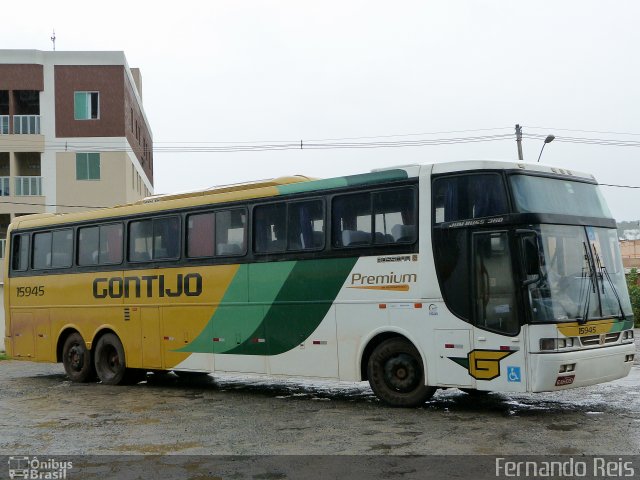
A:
[[4, 160, 636, 407]]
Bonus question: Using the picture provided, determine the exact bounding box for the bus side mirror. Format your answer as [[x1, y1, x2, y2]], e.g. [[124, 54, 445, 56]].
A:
[[518, 231, 541, 286]]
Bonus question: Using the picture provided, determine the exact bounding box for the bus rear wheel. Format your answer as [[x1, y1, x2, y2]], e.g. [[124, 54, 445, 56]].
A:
[[62, 332, 95, 382], [94, 333, 129, 385], [367, 338, 436, 407]]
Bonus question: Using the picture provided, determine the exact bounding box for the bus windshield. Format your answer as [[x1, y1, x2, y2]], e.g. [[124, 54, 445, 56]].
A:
[[527, 225, 632, 322], [510, 174, 612, 218]]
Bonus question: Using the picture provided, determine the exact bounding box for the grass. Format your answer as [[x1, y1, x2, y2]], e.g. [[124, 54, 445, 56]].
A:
[[0, 352, 8, 361]]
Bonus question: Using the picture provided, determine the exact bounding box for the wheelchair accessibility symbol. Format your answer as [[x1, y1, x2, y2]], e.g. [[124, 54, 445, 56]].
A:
[[507, 366, 521, 383]]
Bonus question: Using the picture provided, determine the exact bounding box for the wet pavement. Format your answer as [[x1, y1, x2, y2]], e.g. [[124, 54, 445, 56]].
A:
[[0, 339, 638, 456]]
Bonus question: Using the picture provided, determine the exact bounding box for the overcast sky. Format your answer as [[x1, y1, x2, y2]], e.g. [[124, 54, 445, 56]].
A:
[[2, 1, 639, 220]]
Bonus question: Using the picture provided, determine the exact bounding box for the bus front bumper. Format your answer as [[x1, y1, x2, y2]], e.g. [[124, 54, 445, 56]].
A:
[[529, 343, 635, 392]]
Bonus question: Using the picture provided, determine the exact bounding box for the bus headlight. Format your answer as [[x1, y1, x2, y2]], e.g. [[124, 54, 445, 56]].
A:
[[540, 338, 557, 351], [622, 330, 635, 342]]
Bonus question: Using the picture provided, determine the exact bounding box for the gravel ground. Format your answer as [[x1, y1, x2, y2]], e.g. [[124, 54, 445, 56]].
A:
[[0, 335, 638, 457]]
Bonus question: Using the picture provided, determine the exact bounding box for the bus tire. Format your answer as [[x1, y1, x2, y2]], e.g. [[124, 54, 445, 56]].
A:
[[94, 333, 128, 385], [62, 332, 95, 383], [367, 338, 435, 407]]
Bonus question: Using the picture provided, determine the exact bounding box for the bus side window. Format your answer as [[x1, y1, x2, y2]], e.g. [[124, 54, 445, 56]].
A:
[[11, 234, 29, 271], [129, 217, 179, 262], [332, 192, 372, 247], [254, 203, 286, 254], [33, 232, 52, 269], [216, 209, 246, 256], [31, 229, 72, 269], [129, 220, 153, 262], [154, 217, 180, 259], [287, 200, 324, 250], [187, 212, 215, 257], [100, 223, 123, 264], [78, 226, 100, 266], [373, 188, 416, 244], [433, 174, 509, 223], [51, 230, 73, 268]]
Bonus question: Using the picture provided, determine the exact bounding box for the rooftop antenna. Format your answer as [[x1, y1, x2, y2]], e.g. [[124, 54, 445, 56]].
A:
[[51, 29, 56, 51]]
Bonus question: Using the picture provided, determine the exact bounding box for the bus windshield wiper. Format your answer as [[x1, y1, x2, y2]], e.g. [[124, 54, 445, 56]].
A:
[[592, 245, 626, 321], [576, 242, 596, 325]]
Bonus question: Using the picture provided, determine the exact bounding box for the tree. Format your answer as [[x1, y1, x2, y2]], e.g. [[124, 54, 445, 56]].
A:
[[626, 268, 640, 327]]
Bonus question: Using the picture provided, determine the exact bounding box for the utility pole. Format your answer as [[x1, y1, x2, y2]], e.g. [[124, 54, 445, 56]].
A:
[[515, 124, 523, 160]]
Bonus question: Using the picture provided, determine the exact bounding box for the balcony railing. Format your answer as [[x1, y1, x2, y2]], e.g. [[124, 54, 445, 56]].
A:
[[0, 116, 8, 135], [0, 177, 9, 196], [15, 176, 43, 196], [13, 115, 40, 135]]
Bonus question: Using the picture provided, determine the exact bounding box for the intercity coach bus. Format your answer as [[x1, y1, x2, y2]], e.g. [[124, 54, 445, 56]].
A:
[[4, 161, 635, 407]]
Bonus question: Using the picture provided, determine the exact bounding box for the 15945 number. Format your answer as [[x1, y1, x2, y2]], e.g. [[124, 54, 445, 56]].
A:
[[578, 325, 597, 335], [16, 286, 45, 297]]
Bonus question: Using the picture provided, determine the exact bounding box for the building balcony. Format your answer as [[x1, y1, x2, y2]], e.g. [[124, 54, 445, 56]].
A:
[[0, 176, 43, 196], [13, 115, 40, 135], [0, 115, 41, 135]]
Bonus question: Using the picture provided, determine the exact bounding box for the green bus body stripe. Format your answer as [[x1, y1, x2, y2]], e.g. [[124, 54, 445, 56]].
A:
[[178, 257, 357, 356], [276, 169, 409, 195]]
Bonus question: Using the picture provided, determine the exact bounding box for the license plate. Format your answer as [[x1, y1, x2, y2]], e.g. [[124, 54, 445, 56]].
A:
[[555, 375, 575, 386]]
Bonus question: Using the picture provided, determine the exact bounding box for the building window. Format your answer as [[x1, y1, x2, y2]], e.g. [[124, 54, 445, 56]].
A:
[[76, 153, 100, 180], [74, 91, 99, 120]]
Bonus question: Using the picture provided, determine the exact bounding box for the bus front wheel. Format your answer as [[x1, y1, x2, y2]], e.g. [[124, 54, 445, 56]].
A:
[[62, 332, 95, 382], [367, 338, 436, 407], [94, 333, 129, 385]]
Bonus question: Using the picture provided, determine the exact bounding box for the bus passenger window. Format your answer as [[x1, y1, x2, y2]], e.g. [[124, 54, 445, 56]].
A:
[[51, 230, 73, 268], [332, 192, 372, 247], [129, 220, 152, 262], [100, 224, 123, 264], [33, 229, 72, 269], [78, 227, 100, 265], [79, 224, 123, 265], [433, 174, 508, 224], [373, 188, 416, 244], [287, 200, 324, 250], [254, 204, 286, 253], [216, 209, 246, 256], [154, 217, 180, 259], [11, 234, 29, 271], [129, 217, 180, 262], [187, 213, 215, 257]]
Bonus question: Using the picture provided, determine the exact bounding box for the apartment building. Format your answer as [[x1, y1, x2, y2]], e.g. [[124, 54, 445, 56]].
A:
[[0, 50, 154, 345], [621, 239, 640, 270]]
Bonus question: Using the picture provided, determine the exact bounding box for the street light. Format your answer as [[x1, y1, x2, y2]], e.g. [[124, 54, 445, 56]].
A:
[[536, 135, 555, 163]]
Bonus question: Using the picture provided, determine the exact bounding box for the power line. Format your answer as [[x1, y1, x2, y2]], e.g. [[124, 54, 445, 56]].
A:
[[524, 133, 640, 148], [525, 126, 640, 137], [0, 133, 517, 153]]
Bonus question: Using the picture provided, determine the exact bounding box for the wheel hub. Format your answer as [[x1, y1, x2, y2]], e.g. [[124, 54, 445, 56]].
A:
[[383, 353, 419, 392], [68, 345, 84, 372]]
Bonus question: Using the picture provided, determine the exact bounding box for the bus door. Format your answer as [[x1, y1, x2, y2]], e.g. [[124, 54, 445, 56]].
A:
[[471, 231, 527, 392]]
